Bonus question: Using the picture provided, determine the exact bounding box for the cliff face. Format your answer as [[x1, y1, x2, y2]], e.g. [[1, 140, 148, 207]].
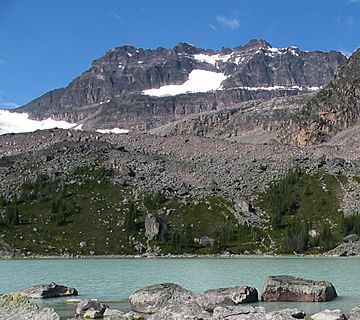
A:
[[15, 40, 346, 131], [283, 48, 360, 147]]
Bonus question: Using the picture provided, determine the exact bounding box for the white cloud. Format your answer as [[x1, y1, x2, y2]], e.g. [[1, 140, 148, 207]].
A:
[[216, 15, 240, 29], [111, 13, 123, 22], [209, 24, 219, 33]]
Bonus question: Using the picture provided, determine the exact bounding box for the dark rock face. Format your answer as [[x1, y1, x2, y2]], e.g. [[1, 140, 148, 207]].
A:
[[14, 40, 346, 131], [16, 282, 78, 299], [261, 276, 337, 302], [283, 48, 360, 147], [196, 285, 258, 312]]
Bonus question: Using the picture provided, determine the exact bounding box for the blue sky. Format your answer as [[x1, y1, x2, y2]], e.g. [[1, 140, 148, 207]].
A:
[[0, 0, 360, 108]]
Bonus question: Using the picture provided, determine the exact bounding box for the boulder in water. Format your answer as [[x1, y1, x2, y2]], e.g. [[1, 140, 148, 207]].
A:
[[129, 283, 196, 314], [261, 275, 337, 302], [16, 282, 78, 299], [196, 285, 258, 311]]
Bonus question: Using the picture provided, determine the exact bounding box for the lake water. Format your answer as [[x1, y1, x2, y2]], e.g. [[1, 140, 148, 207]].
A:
[[1, 256, 359, 319]]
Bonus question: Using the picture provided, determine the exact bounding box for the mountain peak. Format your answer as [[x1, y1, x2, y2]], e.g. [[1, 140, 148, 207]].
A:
[[172, 42, 200, 55], [244, 39, 272, 49]]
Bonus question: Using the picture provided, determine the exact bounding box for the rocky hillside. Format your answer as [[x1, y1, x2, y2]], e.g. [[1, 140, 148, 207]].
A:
[[148, 48, 360, 147], [14, 40, 346, 131], [282, 48, 360, 147], [1, 128, 360, 256]]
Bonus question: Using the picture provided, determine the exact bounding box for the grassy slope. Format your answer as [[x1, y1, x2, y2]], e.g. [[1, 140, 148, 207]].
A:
[[0, 167, 354, 256]]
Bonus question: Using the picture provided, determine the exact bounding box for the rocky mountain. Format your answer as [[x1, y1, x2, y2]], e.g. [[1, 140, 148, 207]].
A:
[[148, 48, 360, 147], [15, 40, 346, 131], [2, 40, 360, 258], [282, 48, 360, 147]]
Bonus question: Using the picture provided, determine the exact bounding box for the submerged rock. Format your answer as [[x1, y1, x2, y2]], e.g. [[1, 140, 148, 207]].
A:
[[129, 283, 196, 314], [16, 282, 78, 299], [0, 294, 60, 320], [309, 309, 347, 320], [261, 275, 337, 302], [196, 285, 258, 311]]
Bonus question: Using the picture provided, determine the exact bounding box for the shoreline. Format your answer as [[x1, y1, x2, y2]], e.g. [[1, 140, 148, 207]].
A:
[[0, 252, 352, 260]]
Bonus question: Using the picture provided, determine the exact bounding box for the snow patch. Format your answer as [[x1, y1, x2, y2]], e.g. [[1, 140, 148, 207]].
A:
[[234, 85, 321, 91], [73, 124, 83, 130], [97, 128, 129, 134], [0, 110, 76, 135], [193, 53, 232, 66], [142, 70, 227, 97], [264, 45, 300, 57]]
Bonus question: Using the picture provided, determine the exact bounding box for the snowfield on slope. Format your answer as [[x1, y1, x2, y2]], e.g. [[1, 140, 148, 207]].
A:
[[0, 109, 76, 135], [142, 69, 228, 97]]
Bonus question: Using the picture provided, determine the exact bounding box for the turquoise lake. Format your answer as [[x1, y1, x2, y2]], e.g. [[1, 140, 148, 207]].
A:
[[0, 256, 359, 318]]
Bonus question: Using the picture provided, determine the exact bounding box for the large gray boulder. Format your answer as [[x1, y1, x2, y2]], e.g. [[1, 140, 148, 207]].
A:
[[261, 275, 337, 302], [145, 214, 160, 240], [196, 285, 258, 311], [0, 294, 60, 320], [16, 282, 78, 299], [343, 234, 360, 243], [309, 309, 347, 320], [129, 283, 196, 314], [75, 299, 108, 317], [148, 300, 211, 320]]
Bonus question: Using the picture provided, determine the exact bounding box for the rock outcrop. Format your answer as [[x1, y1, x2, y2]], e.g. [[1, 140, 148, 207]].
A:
[[261, 275, 337, 302], [283, 48, 360, 147], [196, 285, 258, 311], [16, 282, 78, 299], [325, 240, 360, 256], [0, 294, 60, 320]]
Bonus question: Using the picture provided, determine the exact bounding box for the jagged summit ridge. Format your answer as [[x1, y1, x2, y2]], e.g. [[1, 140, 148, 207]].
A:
[[14, 39, 346, 131]]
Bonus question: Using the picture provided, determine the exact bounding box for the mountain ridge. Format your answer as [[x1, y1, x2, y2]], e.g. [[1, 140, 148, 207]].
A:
[[14, 39, 346, 132]]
